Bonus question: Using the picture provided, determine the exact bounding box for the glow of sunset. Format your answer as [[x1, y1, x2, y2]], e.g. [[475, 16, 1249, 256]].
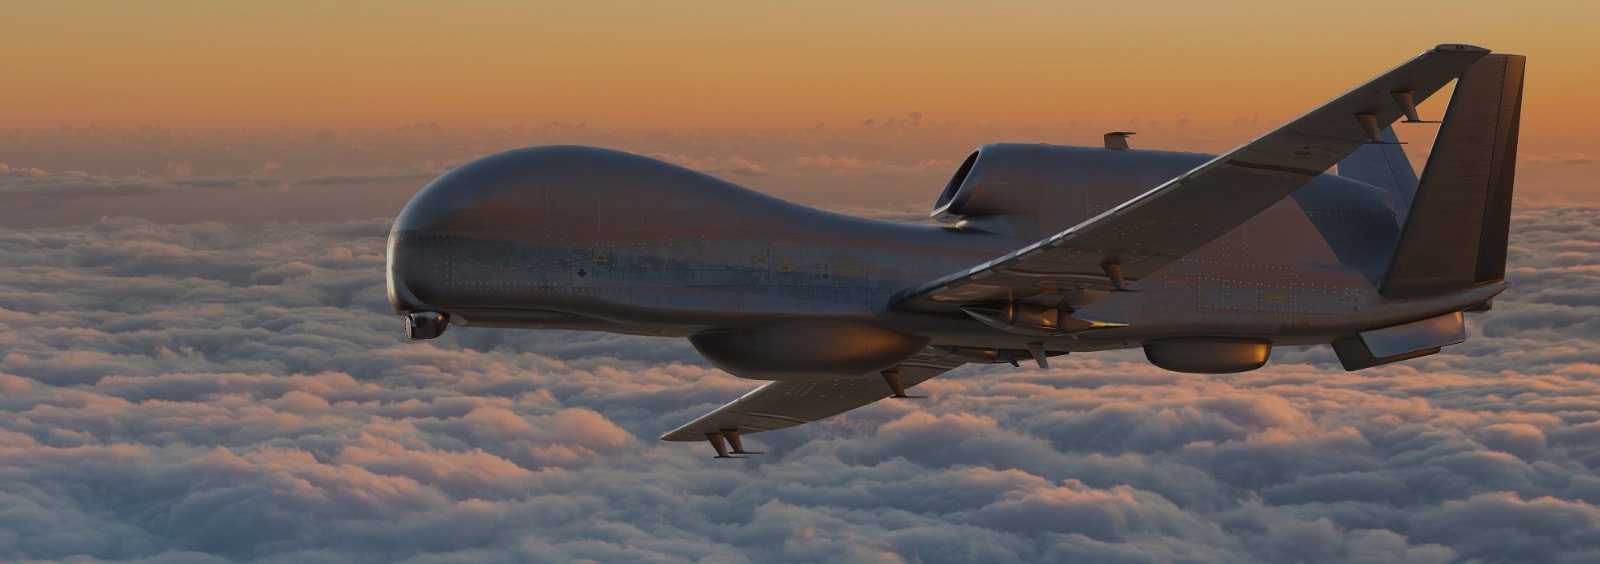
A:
[[4, 1, 1596, 134]]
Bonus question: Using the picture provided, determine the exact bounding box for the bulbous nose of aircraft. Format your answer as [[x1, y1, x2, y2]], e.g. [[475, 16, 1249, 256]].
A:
[[390, 146, 576, 234], [385, 143, 761, 340], [387, 145, 643, 338], [387, 148, 572, 334], [386, 223, 454, 340]]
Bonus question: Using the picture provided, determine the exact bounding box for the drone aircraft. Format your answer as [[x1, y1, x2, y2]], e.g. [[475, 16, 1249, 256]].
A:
[[387, 45, 1524, 457]]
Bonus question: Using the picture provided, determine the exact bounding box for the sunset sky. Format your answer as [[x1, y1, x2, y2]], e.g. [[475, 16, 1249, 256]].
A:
[[5, 1, 1598, 201], [6, 1, 1598, 130], [3, 2, 1600, 562]]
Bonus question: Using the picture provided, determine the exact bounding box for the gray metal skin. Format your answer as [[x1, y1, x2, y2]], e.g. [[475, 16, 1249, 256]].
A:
[[387, 46, 1523, 451], [387, 143, 1495, 362]]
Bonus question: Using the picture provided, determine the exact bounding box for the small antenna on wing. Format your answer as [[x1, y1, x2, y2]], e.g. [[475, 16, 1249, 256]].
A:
[[1103, 131, 1135, 150], [880, 368, 926, 398], [1391, 91, 1440, 123], [1354, 113, 1406, 145]]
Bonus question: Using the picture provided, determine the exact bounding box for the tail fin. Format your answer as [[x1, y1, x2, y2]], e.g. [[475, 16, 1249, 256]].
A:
[[1380, 54, 1525, 299], [1338, 126, 1419, 224]]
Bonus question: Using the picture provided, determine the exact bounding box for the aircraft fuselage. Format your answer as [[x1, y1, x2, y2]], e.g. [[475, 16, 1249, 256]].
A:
[[387, 145, 1500, 377]]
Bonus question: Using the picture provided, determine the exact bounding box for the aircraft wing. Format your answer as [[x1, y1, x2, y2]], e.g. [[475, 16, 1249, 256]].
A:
[[659, 350, 963, 443], [893, 44, 1492, 311]]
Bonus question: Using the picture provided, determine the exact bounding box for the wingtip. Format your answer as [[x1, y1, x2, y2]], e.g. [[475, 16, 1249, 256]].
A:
[[1433, 43, 1490, 53]]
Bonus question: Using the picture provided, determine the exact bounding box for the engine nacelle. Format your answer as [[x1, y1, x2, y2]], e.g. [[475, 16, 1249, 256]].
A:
[[930, 143, 1209, 239], [1143, 338, 1272, 374], [689, 321, 928, 381]]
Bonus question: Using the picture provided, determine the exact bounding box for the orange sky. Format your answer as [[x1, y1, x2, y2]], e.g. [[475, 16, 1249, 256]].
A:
[[2, 1, 1596, 200], [4, 1, 1595, 129]]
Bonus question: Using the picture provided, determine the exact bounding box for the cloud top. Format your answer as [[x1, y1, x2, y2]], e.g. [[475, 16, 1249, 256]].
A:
[[0, 203, 1598, 561]]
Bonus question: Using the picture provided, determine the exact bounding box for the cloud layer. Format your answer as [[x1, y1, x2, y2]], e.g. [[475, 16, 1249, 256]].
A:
[[1, 204, 1598, 562], [4, 123, 1598, 228]]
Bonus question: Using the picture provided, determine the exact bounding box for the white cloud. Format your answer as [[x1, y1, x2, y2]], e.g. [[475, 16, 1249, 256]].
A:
[[0, 204, 1597, 561]]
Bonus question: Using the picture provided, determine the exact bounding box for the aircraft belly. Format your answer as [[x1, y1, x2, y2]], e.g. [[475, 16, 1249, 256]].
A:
[[390, 229, 998, 330]]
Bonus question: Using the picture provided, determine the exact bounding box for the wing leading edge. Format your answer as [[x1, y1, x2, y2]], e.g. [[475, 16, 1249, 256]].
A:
[[660, 351, 963, 443], [893, 44, 1492, 311]]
